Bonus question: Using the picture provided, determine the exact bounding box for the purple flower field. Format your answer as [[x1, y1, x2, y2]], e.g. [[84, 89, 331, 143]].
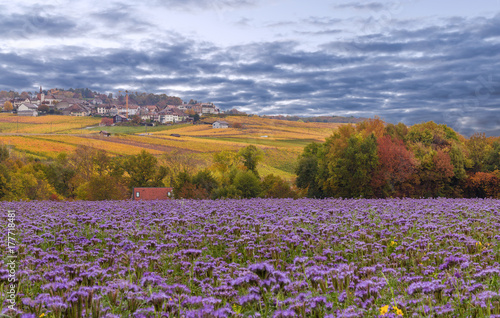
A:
[[1, 198, 500, 317]]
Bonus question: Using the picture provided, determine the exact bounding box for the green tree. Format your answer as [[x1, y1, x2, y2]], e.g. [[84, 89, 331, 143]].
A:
[[122, 150, 168, 189], [238, 145, 263, 176], [192, 169, 219, 197], [233, 170, 261, 198], [261, 174, 296, 198], [484, 141, 500, 172], [467, 133, 490, 172], [325, 133, 378, 198]]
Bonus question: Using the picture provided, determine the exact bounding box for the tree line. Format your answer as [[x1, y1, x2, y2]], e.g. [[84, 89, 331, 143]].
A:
[[295, 118, 500, 198], [0, 144, 296, 201]]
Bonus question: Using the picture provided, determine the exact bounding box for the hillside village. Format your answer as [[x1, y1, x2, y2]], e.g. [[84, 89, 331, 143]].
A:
[[0, 87, 238, 126]]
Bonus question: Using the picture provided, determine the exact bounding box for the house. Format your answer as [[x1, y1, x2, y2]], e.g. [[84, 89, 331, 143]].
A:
[[132, 187, 173, 200], [62, 104, 91, 116], [92, 98, 103, 105], [212, 121, 229, 129], [113, 114, 128, 123], [17, 103, 39, 116], [13, 98, 32, 108]]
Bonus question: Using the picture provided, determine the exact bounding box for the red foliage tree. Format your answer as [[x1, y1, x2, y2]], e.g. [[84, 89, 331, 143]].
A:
[[463, 172, 500, 198], [371, 135, 416, 197]]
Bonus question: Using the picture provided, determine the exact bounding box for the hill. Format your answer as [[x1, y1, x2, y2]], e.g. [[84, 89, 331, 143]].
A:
[[0, 114, 345, 180]]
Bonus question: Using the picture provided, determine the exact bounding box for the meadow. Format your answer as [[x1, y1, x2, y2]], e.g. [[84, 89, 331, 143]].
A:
[[0, 114, 341, 180], [1, 198, 499, 317]]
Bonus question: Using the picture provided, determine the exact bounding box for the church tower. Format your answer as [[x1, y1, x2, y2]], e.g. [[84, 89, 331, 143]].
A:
[[39, 86, 45, 104]]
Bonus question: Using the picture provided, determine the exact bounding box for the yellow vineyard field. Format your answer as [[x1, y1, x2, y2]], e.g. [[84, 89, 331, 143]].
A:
[[0, 114, 344, 178]]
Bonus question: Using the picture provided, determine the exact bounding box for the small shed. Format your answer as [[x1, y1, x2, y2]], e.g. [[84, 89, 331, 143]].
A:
[[212, 121, 229, 129], [132, 187, 173, 200]]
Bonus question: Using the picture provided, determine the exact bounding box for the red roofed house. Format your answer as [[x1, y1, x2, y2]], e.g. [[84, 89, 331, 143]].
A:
[[132, 187, 173, 200]]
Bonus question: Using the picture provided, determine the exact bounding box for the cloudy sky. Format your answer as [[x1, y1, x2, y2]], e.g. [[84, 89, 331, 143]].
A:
[[1, 0, 499, 136]]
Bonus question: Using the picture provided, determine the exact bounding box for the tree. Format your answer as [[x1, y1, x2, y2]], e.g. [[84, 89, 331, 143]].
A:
[[192, 169, 219, 197], [261, 174, 296, 198], [233, 170, 261, 198], [238, 145, 263, 176], [371, 135, 415, 197], [38, 104, 49, 113], [3, 101, 13, 111], [172, 170, 209, 199], [324, 133, 378, 198], [131, 115, 141, 125], [463, 172, 500, 198], [295, 143, 325, 198], [484, 141, 500, 172], [467, 133, 490, 172], [122, 150, 168, 189]]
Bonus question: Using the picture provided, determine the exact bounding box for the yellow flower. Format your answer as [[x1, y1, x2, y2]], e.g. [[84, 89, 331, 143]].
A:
[[39, 314, 46, 318], [380, 305, 389, 315], [390, 241, 397, 247], [232, 303, 242, 314], [393, 306, 404, 316]]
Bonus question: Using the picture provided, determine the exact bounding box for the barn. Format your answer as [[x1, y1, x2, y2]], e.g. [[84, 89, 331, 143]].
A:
[[132, 187, 173, 200]]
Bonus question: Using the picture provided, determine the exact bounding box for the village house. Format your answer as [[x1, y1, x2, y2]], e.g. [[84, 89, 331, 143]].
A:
[[62, 104, 91, 116], [13, 98, 32, 108], [17, 103, 39, 116], [212, 120, 229, 129], [113, 114, 128, 123]]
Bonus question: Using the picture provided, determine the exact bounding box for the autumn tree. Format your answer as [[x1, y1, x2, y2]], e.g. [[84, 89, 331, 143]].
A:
[[191, 169, 219, 197], [261, 174, 296, 198], [122, 150, 168, 189], [467, 133, 490, 172], [371, 135, 415, 197], [3, 101, 13, 111], [463, 172, 500, 198], [238, 145, 264, 177], [484, 141, 500, 172], [325, 133, 378, 198]]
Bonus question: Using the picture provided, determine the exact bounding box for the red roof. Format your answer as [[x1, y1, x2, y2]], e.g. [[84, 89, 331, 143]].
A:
[[132, 187, 173, 200]]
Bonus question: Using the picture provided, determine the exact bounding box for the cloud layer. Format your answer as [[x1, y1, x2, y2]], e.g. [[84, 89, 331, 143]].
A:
[[0, 2, 499, 136]]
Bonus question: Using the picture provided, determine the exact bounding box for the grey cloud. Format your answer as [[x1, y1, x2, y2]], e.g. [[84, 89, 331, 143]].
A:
[[334, 2, 396, 12], [0, 13, 78, 39], [149, 0, 256, 11], [1, 14, 500, 136]]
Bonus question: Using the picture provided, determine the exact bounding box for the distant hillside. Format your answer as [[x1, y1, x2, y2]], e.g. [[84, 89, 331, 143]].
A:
[[0, 114, 346, 181]]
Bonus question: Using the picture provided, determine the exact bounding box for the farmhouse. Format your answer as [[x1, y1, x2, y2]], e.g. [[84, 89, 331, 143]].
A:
[[212, 121, 229, 129], [17, 103, 39, 116], [132, 187, 173, 200]]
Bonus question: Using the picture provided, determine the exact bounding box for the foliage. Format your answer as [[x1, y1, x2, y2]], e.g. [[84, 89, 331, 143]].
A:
[[122, 150, 168, 189], [238, 145, 264, 176], [233, 170, 261, 198], [3, 101, 13, 111]]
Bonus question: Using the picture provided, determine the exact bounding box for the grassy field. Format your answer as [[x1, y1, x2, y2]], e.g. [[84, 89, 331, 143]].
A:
[[0, 113, 344, 180]]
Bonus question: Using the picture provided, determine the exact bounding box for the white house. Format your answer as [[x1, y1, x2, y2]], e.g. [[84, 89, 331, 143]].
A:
[[212, 121, 229, 129], [17, 103, 38, 116]]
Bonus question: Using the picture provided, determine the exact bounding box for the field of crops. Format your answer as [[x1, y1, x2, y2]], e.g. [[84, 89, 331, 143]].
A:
[[0, 115, 341, 180], [1, 199, 499, 317]]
